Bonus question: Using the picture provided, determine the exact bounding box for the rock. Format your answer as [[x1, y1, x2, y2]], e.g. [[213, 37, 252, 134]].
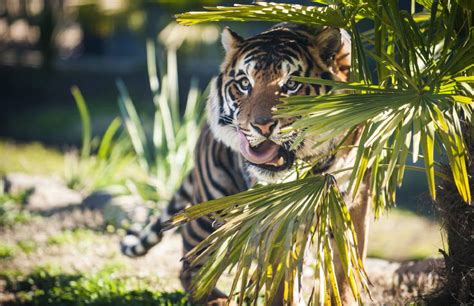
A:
[[363, 257, 445, 304], [103, 195, 150, 227], [2, 173, 151, 228], [82, 190, 114, 210], [3, 173, 82, 212], [83, 190, 150, 227]]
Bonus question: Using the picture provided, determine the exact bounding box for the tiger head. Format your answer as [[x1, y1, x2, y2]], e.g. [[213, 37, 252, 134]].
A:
[[207, 24, 351, 182]]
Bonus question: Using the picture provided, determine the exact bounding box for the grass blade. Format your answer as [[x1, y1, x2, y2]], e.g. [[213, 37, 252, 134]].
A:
[[71, 86, 91, 159]]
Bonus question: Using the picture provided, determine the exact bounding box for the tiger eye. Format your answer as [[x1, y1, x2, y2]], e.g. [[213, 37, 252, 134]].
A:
[[240, 78, 250, 89], [286, 80, 298, 90], [237, 77, 251, 92]]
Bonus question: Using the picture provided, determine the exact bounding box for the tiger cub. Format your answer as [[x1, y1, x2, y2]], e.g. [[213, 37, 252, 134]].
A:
[[121, 24, 370, 305]]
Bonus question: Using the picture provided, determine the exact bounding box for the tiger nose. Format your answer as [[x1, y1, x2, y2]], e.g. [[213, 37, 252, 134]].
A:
[[251, 116, 277, 137]]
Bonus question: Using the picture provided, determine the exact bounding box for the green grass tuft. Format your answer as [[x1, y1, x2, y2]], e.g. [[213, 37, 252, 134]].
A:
[[46, 229, 98, 247], [0, 188, 35, 228], [16, 240, 38, 255], [0, 266, 190, 306], [0, 243, 16, 259], [0, 140, 64, 176]]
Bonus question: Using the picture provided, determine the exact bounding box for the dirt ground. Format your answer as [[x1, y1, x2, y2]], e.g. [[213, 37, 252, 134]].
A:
[[0, 209, 182, 291], [0, 175, 444, 305]]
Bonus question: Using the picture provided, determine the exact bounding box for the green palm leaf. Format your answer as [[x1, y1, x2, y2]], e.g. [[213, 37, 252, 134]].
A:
[[176, 2, 352, 28], [169, 0, 473, 304], [277, 76, 472, 205], [163, 175, 369, 305]]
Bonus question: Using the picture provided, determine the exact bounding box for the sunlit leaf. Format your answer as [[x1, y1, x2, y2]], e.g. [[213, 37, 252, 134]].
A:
[[117, 80, 152, 172], [165, 1, 474, 305], [71, 86, 91, 159], [98, 117, 122, 159], [162, 175, 369, 304], [176, 2, 350, 27]]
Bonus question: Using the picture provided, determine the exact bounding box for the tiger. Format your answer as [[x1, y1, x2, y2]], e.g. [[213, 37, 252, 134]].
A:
[[121, 23, 370, 305]]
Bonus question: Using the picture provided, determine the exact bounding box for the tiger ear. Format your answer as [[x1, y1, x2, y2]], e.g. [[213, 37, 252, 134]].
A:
[[221, 27, 243, 53], [315, 27, 351, 81]]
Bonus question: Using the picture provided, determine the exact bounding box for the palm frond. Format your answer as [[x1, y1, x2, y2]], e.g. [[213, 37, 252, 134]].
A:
[[163, 175, 369, 305], [168, 0, 473, 304], [277, 76, 472, 206], [176, 2, 351, 28], [274, 0, 473, 205]]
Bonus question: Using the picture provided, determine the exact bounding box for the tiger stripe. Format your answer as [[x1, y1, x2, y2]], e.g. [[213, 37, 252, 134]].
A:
[[121, 125, 251, 258], [120, 23, 363, 304]]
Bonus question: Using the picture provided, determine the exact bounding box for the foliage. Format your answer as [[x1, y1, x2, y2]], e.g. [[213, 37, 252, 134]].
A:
[[0, 203, 32, 228], [177, 2, 353, 27], [77, 1, 146, 35], [0, 243, 16, 259], [166, 0, 473, 305], [0, 185, 34, 227], [164, 175, 369, 304], [0, 140, 65, 176], [280, 1, 473, 210], [0, 266, 190, 306], [64, 22, 208, 207], [0, 240, 37, 259], [64, 87, 136, 194], [116, 37, 206, 202], [46, 229, 97, 247], [16, 240, 38, 255]]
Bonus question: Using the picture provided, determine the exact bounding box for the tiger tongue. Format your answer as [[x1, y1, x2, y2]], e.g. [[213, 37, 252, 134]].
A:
[[238, 132, 280, 164]]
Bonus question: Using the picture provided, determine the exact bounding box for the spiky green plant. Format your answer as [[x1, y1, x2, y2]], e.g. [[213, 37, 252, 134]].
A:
[[157, 0, 473, 305], [116, 38, 206, 202], [65, 87, 133, 194]]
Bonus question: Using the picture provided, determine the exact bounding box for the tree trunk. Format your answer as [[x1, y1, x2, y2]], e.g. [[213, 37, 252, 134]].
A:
[[429, 123, 474, 304]]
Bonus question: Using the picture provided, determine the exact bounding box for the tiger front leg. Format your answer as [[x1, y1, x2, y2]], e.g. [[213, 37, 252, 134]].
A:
[[180, 260, 233, 306], [177, 126, 250, 305], [179, 220, 236, 306]]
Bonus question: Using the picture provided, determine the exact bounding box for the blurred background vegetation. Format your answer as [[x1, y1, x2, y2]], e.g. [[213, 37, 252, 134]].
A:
[[0, 0, 431, 211], [0, 0, 445, 304]]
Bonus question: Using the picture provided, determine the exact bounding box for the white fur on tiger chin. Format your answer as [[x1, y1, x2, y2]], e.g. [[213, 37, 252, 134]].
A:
[[208, 81, 341, 184]]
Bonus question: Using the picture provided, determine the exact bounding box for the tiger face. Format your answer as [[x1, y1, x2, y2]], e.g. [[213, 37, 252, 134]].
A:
[[208, 24, 351, 182]]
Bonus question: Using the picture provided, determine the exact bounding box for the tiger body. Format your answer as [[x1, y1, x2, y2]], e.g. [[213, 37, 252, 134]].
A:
[[122, 24, 370, 305]]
